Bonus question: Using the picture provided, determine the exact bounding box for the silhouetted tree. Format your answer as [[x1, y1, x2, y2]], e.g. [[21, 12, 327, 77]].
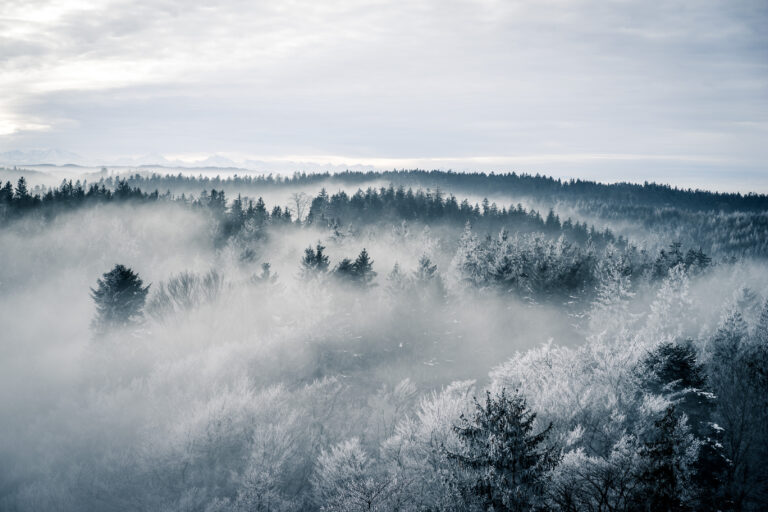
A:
[[353, 248, 376, 288], [90, 264, 150, 335], [637, 406, 698, 512], [301, 243, 330, 277]]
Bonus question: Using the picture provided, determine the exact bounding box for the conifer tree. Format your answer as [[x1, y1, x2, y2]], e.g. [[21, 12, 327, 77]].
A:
[[90, 264, 150, 335], [14, 177, 31, 208], [353, 248, 376, 288], [637, 406, 699, 512], [301, 243, 330, 277], [0, 181, 13, 203], [333, 258, 356, 280], [448, 389, 558, 511]]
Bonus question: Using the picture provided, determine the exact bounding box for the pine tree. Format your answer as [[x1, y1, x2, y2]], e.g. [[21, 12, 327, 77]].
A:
[[544, 209, 561, 231], [413, 254, 446, 300], [448, 389, 558, 511], [754, 299, 768, 345], [90, 264, 150, 335], [252, 262, 278, 286], [14, 177, 31, 208], [333, 258, 356, 280], [301, 243, 330, 277], [253, 197, 268, 225], [0, 181, 13, 203], [353, 248, 376, 288], [413, 254, 437, 281], [637, 406, 699, 512], [386, 263, 407, 294]]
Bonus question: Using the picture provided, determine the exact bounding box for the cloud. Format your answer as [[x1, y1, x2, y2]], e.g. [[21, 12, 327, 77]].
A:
[[0, 0, 766, 187]]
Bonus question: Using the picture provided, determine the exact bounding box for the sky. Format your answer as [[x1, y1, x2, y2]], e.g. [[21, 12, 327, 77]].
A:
[[1, 0, 767, 190]]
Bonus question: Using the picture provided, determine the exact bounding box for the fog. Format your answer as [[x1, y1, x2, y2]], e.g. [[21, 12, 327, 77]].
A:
[[1, 173, 767, 510]]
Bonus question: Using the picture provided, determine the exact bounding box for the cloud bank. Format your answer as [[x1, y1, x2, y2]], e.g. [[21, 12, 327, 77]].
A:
[[1, 0, 766, 189]]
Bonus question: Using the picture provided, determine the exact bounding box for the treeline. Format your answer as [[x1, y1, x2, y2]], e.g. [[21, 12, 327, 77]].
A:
[[0, 176, 622, 251], [4, 174, 760, 261], [0, 176, 164, 221], [304, 186, 622, 248], [574, 199, 768, 258], [98, 169, 768, 212], [83, 171, 768, 258], [453, 229, 711, 302]]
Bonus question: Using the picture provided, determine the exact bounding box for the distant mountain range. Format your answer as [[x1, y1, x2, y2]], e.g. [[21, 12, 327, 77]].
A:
[[0, 149, 86, 166], [0, 149, 377, 174], [0, 149, 241, 168]]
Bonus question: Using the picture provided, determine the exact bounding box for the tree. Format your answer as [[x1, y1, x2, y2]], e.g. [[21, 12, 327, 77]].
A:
[[413, 255, 446, 300], [312, 438, 396, 511], [90, 264, 150, 335], [252, 262, 278, 286], [353, 248, 376, 288], [332, 249, 377, 288], [414, 254, 438, 282], [333, 258, 357, 281], [385, 263, 407, 294], [707, 312, 768, 510], [301, 243, 330, 278], [544, 209, 561, 231], [0, 181, 13, 203], [447, 389, 558, 511], [290, 192, 311, 223], [14, 177, 31, 208], [636, 406, 699, 512]]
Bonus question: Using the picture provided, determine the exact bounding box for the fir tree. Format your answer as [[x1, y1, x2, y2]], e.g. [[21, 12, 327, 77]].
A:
[[448, 389, 559, 511], [301, 243, 330, 277], [333, 258, 357, 280], [637, 406, 699, 512], [353, 248, 376, 288], [90, 264, 150, 336]]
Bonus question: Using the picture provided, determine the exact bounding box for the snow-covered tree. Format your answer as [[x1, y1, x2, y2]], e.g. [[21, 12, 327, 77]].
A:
[[447, 389, 559, 511]]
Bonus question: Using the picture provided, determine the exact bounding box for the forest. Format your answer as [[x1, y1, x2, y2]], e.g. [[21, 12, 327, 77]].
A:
[[1, 169, 767, 511]]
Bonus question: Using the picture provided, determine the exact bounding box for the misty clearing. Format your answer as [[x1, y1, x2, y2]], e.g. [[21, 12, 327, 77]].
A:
[[1, 170, 767, 511]]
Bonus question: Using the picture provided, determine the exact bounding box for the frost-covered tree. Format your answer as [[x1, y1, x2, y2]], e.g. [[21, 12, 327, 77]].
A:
[[413, 254, 446, 300], [588, 248, 637, 342], [90, 264, 150, 335], [145, 270, 223, 321], [451, 222, 485, 288], [312, 438, 396, 511], [754, 299, 768, 344], [636, 406, 700, 511], [447, 389, 558, 511], [385, 263, 407, 295], [706, 312, 768, 510], [642, 263, 693, 346], [382, 380, 475, 511]]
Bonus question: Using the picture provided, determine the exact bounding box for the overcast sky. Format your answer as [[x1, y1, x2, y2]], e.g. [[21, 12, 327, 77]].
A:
[[1, 0, 766, 189]]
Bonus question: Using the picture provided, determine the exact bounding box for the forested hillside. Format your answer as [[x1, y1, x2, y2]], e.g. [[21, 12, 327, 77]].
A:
[[1, 171, 767, 511]]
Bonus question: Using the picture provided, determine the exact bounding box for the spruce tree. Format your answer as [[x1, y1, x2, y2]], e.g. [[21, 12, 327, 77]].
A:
[[637, 406, 698, 512], [448, 389, 558, 511], [90, 264, 150, 335], [333, 258, 356, 280], [301, 243, 330, 277], [353, 248, 376, 288]]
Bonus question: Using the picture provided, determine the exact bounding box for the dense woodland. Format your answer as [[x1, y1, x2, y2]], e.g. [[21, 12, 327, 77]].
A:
[[5, 168, 767, 257], [1, 170, 767, 511]]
